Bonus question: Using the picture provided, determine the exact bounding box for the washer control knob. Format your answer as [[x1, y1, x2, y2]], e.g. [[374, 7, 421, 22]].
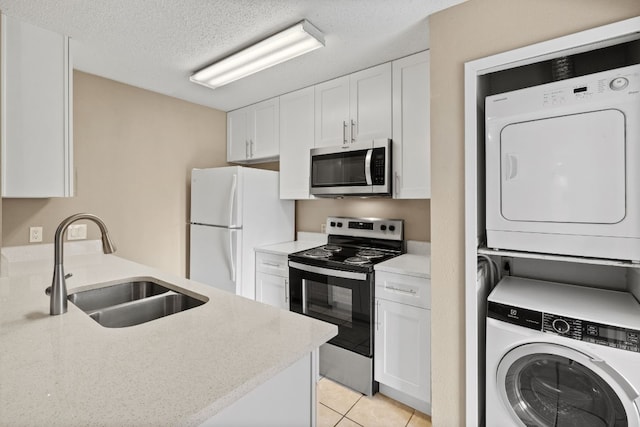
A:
[[380, 225, 387, 231], [389, 225, 396, 232], [337, 222, 343, 228], [330, 221, 336, 227], [552, 319, 571, 334], [610, 77, 629, 91]]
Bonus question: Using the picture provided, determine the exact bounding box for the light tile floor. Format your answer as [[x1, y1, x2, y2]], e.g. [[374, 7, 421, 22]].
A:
[[317, 378, 432, 427]]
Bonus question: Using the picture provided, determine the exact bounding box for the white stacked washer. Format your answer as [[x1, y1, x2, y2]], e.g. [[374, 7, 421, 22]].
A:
[[485, 64, 640, 261], [486, 276, 640, 427]]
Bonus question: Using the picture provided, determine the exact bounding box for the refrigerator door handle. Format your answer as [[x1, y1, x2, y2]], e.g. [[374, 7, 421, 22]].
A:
[[229, 229, 237, 283], [228, 174, 238, 227]]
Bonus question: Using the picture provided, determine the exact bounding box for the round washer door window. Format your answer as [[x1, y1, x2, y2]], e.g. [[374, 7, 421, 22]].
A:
[[497, 344, 637, 427]]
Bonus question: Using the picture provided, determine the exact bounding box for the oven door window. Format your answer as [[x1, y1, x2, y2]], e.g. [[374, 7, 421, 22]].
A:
[[290, 268, 372, 357], [311, 150, 368, 187]]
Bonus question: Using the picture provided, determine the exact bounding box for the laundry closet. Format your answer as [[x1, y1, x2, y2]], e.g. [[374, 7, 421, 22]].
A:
[[464, 18, 640, 427]]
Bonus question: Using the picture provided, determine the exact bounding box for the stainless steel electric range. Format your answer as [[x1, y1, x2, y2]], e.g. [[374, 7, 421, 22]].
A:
[[288, 216, 405, 395]]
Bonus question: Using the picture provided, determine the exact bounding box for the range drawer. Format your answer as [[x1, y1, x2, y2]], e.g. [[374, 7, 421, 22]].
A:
[[255, 252, 288, 277], [375, 271, 430, 309]]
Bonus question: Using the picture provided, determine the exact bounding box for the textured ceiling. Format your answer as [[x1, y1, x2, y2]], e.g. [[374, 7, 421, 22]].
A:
[[0, 0, 466, 111]]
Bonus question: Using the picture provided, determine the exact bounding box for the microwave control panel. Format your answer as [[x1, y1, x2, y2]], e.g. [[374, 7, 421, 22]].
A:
[[371, 147, 386, 185]]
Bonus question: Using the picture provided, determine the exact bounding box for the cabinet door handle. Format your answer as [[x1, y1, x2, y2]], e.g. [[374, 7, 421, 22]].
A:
[[375, 300, 380, 331], [343, 121, 347, 144], [250, 139, 254, 158], [262, 261, 281, 268], [245, 140, 249, 158], [386, 285, 417, 295], [351, 119, 356, 143]]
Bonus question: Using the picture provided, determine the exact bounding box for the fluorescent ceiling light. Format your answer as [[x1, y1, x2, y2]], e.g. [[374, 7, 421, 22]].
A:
[[191, 20, 324, 89]]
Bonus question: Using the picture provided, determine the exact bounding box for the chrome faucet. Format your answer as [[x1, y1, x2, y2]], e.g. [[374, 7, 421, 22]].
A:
[[46, 213, 116, 315]]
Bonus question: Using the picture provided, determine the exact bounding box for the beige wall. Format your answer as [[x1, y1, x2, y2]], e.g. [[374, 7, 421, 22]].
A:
[[296, 199, 430, 242], [2, 71, 227, 276], [429, 1, 640, 426]]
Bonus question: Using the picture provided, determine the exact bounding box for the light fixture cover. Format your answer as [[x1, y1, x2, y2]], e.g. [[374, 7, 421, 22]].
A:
[[190, 20, 324, 89]]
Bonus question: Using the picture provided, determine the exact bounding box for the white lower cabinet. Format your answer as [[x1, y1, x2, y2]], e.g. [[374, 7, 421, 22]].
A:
[[255, 251, 289, 309], [203, 351, 317, 427], [374, 271, 431, 412]]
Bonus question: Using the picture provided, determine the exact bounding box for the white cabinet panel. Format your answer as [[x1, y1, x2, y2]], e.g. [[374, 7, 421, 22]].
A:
[[251, 98, 280, 160], [280, 87, 315, 199], [227, 109, 248, 162], [314, 76, 350, 147], [1, 14, 73, 197], [375, 268, 431, 407], [350, 63, 392, 143], [227, 98, 279, 163], [392, 51, 430, 199], [255, 251, 289, 309], [314, 63, 391, 149], [204, 352, 313, 427], [256, 273, 289, 310], [375, 299, 431, 403]]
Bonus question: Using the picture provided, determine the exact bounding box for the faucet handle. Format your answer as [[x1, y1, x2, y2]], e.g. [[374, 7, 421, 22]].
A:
[[65, 273, 73, 279]]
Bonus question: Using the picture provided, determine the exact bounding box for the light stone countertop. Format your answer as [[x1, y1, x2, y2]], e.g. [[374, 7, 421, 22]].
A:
[[255, 232, 328, 256], [375, 253, 431, 279], [0, 243, 337, 426]]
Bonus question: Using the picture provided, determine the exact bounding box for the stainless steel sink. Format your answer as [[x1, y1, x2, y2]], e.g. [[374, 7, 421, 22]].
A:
[[68, 278, 207, 328]]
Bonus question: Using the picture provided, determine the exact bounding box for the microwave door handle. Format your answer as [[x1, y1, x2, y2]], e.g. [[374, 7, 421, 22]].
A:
[[365, 149, 373, 185]]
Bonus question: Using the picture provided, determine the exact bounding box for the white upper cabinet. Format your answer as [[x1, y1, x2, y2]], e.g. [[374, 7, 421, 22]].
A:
[[1, 14, 73, 198], [315, 63, 391, 147], [350, 63, 392, 143], [227, 97, 279, 163], [279, 87, 315, 200], [392, 51, 430, 199], [314, 75, 350, 147]]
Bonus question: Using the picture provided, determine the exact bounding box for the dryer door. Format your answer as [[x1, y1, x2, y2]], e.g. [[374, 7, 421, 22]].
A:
[[500, 109, 626, 224], [497, 343, 640, 427]]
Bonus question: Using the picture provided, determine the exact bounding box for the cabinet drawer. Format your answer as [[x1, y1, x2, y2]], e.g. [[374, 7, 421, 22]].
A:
[[255, 252, 288, 276], [375, 271, 430, 309]]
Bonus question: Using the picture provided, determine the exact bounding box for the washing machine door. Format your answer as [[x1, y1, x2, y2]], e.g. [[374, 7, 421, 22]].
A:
[[497, 343, 640, 427]]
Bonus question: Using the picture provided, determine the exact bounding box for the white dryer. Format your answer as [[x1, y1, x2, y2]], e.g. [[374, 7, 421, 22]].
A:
[[485, 64, 640, 261], [487, 276, 640, 426]]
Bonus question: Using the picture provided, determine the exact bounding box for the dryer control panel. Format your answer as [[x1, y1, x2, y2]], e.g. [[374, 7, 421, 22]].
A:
[[488, 301, 640, 353]]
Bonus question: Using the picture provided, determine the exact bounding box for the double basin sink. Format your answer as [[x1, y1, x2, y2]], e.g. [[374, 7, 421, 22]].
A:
[[68, 278, 208, 328]]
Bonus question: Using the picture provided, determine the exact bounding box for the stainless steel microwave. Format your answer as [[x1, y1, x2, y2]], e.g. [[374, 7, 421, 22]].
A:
[[309, 139, 391, 197]]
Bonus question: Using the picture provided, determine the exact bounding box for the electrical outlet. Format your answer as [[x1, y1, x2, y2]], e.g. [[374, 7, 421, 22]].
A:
[[321, 223, 327, 233], [67, 224, 87, 240], [29, 226, 43, 243]]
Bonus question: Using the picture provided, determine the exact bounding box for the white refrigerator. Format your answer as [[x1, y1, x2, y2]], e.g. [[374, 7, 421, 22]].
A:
[[189, 166, 294, 299]]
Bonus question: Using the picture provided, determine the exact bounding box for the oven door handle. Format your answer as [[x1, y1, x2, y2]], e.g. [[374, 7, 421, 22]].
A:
[[289, 261, 368, 281]]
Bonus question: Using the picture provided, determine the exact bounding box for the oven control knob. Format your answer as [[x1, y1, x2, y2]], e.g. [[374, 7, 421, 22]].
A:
[[337, 222, 343, 228], [330, 221, 336, 227], [389, 225, 396, 232], [381, 225, 387, 231], [610, 77, 629, 91], [552, 319, 571, 334]]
